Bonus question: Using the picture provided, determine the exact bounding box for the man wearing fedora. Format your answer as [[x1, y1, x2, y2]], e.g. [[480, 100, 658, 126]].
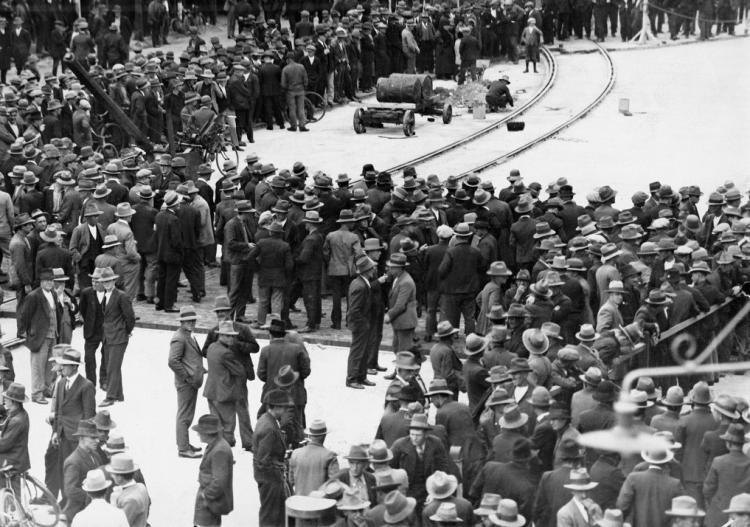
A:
[[421, 470, 473, 526], [107, 452, 150, 527], [597, 280, 626, 333], [557, 468, 604, 526], [131, 186, 158, 303], [664, 496, 706, 526], [704, 423, 750, 527], [391, 413, 450, 516], [253, 389, 294, 527], [223, 200, 257, 321], [104, 202, 141, 300], [34, 224, 73, 288], [69, 203, 105, 291], [0, 381, 30, 490], [154, 190, 184, 313], [289, 419, 339, 496], [616, 446, 683, 527], [296, 209, 325, 333], [63, 419, 105, 522], [168, 306, 207, 459], [204, 321, 246, 447], [90, 184, 117, 231], [533, 437, 585, 527], [383, 252, 418, 353], [429, 322, 464, 399], [250, 221, 293, 329], [18, 267, 62, 404], [463, 333, 490, 413], [334, 445, 378, 506], [97, 266, 135, 408], [8, 212, 35, 305], [376, 384, 420, 447], [72, 469, 129, 527], [323, 208, 361, 330], [175, 182, 205, 304], [346, 256, 377, 390], [723, 493, 750, 527], [191, 414, 235, 527]]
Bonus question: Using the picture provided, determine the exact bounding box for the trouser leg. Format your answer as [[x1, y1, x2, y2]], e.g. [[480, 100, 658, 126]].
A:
[[176, 383, 198, 451], [236, 385, 254, 449], [208, 400, 237, 446], [347, 323, 370, 383], [104, 342, 127, 401], [84, 337, 102, 387], [229, 264, 251, 319]]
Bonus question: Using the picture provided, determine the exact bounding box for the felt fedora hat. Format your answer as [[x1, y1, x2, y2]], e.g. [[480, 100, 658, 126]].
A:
[[81, 469, 112, 493], [474, 493, 502, 516], [383, 490, 417, 524], [489, 499, 526, 527], [434, 320, 459, 339], [563, 468, 598, 491], [463, 333, 486, 356], [498, 404, 528, 430], [522, 328, 549, 355], [665, 496, 705, 518], [274, 365, 299, 387], [425, 471, 458, 499], [2, 382, 28, 403], [106, 453, 139, 474], [368, 440, 394, 463], [425, 379, 453, 397], [192, 414, 221, 434]]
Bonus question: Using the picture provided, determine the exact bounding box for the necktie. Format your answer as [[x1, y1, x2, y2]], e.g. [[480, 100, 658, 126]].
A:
[[101, 294, 107, 310]]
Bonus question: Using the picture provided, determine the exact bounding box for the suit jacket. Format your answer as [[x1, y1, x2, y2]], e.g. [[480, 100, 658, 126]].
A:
[[388, 271, 418, 330], [131, 203, 157, 254], [534, 465, 576, 527], [295, 229, 324, 281], [253, 412, 286, 481], [675, 406, 717, 483], [168, 328, 206, 389], [204, 341, 245, 403], [102, 289, 135, 345], [105, 180, 129, 206], [9, 231, 33, 287], [616, 466, 683, 527], [106, 220, 141, 266], [704, 450, 750, 527], [257, 337, 311, 405], [375, 409, 411, 447], [63, 446, 102, 521], [130, 90, 147, 131], [347, 276, 371, 327], [70, 223, 105, 265], [557, 498, 603, 527], [590, 454, 625, 511], [430, 343, 463, 394], [596, 299, 623, 333], [223, 215, 255, 265], [176, 203, 201, 249], [335, 469, 377, 506], [0, 408, 29, 472], [436, 400, 476, 449], [18, 287, 61, 351], [438, 241, 484, 295], [154, 209, 183, 264], [510, 216, 538, 265], [470, 460, 537, 515], [197, 435, 234, 515], [51, 374, 96, 439], [251, 236, 293, 287], [491, 429, 527, 462], [78, 287, 105, 341], [463, 357, 489, 414], [390, 435, 450, 498]]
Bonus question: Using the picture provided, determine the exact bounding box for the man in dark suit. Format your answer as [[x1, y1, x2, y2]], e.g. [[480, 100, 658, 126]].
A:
[[257, 319, 311, 441], [258, 51, 284, 130], [0, 18, 11, 83], [203, 321, 245, 447], [250, 222, 293, 328], [168, 307, 206, 458], [47, 348, 95, 498], [9, 17, 31, 75], [129, 78, 148, 148], [301, 43, 326, 98], [346, 256, 375, 390], [384, 252, 418, 353], [227, 64, 257, 145], [69, 204, 105, 291], [390, 414, 450, 517], [193, 414, 234, 526], [0, 383, 31, 489], [223, 200, 256, 321], [102, 164, 129, 206], [334, 445, 378, 505], [17, 267, 61, 404], [533, 438, 584, 527], [253, 389, 293, 526], [590, 451, 625, 511], [296, 210, 325, 333], [703, 424, 750, 527], [62, 419, 102, 522], [375, 385, 419, 447], [154, 191, 183, 313], [97, 267, 135, 407], [510, 196, 539, 272], [617, 447, 683, 526], [131, 188, 158, 302], [176, 185, 203, 303]]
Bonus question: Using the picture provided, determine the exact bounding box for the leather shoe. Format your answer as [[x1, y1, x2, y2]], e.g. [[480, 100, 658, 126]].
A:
[[298, 326, 316, 334], [375, 365, 387, 372], [32, 396, 48, 405], [164, 308, 180, 313], [178, 450, 202, 459], [155, 305, 164, 311], [361, 379, 376, 387], [98, 399, 115, 407], [189, 444, 202, 452], [136, 294, 147, 301], [346, 382, 364, 390], [383, 372, 396, 380], [299, 127, 309, 132], [367, 369, 378, 375]]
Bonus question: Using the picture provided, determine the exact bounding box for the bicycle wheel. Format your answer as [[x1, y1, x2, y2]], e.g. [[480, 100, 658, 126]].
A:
[[215, 144, 238, 176], [18, 474, 60, 527], [304, 91, 326, 123], [169, 17, 182, 34], [0, 488, 24, 525], [101, 123, 128, 152]]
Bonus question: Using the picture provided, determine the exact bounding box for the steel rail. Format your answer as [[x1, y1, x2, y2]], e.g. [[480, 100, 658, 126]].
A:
[[380, 47, 559, 176], [456, 41, 616, 178]]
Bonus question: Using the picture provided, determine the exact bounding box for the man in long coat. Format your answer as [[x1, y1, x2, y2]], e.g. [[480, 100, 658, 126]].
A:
[[384, 252, 418, 352], [193, 414, 234, 526], [346, 256, 376, 389]]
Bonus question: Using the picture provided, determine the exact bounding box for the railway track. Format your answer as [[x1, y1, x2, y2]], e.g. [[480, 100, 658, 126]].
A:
[[457, 41, 615, 178], [382, 46, 559, 176]]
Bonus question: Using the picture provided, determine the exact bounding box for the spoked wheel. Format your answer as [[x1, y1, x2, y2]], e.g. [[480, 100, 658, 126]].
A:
[[0, 488, 25, 526], [402, 110, 415, 137], [101, 123, 128, 152], [304, 91, 326, 123], [18, 474, 60, 527], [97, 142, 119, 160], [214, 145, 239, 176], [442, 104, 453, 124], [353, 108, 366, 134]]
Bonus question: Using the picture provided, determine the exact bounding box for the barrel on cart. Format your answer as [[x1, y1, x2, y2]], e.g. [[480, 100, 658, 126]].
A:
[[353, 73, 452, 136]]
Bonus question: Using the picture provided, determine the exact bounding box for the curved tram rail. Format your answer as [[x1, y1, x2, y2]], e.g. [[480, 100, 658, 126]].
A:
[[456, 41, 615, 178], [382, 46, 559, 176]]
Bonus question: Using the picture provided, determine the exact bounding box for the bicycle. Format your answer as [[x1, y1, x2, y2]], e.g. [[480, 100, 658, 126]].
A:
[[281, 91, 327, 126], [0, 465, 60, 526], [91, 110, 125, 157], [169, 2, 207, 35], [175, 122, 239, 177]]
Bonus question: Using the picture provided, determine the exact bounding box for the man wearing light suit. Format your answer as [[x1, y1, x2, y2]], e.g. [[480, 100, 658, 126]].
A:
[[97, 267, 135, 407], [382, 252, 418, 353], [168, 306, 206, 459], [106, 203, 142, 300], [596, 280, 625, 333], [48, 348, 96, 498], [557, 468, 604, 527], [69, 203, 105, 291]]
